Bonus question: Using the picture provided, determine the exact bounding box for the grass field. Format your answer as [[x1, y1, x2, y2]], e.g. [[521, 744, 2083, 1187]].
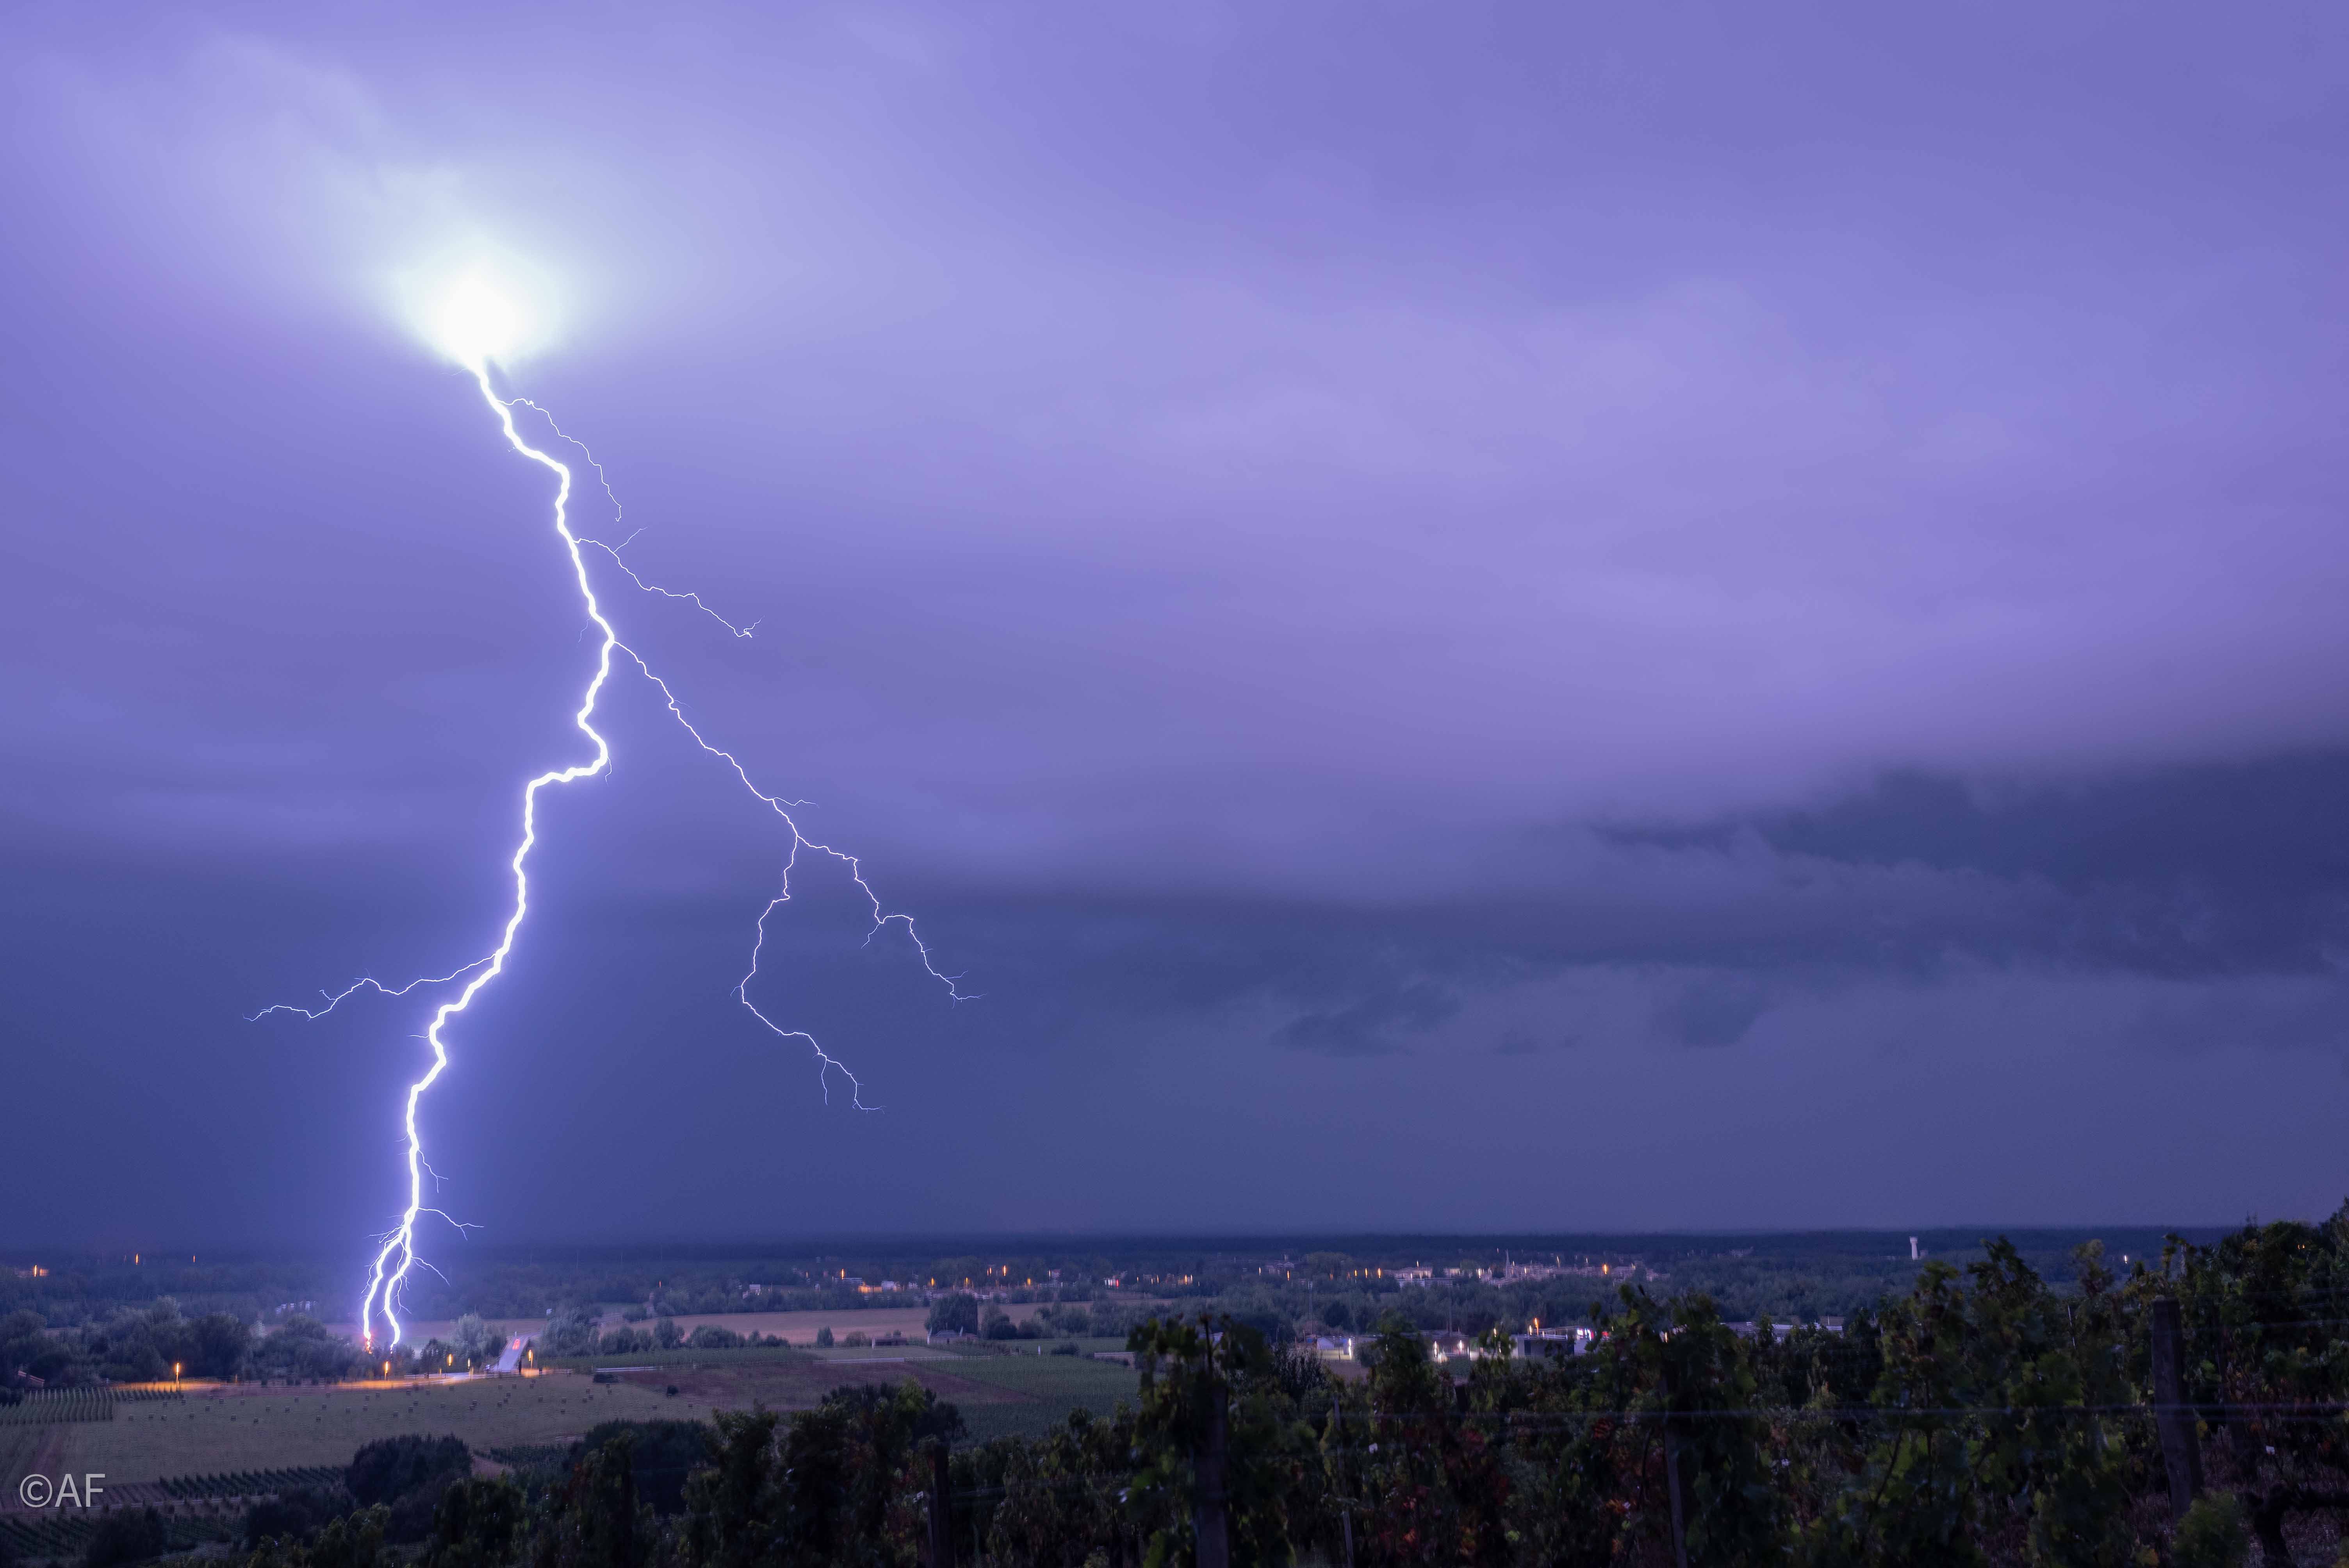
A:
[[337, 1303, 1063, 1348], [542, 1345, 822, 1372], [937, 1338, 1132, 1359], [596, 1351, 1142, 1446], [51, 1376, 679, 1485], [935, 1356, 1141, 1444], [922, 1356, 1139, 1407]]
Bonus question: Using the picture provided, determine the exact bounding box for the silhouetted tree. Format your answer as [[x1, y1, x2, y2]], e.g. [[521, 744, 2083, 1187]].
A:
[[925, 1294, 978, 1336]]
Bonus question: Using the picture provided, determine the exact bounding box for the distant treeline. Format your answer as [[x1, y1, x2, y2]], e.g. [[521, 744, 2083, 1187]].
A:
[[0, 1306, 511, 1389], [1, 1228, 2222, 1333]]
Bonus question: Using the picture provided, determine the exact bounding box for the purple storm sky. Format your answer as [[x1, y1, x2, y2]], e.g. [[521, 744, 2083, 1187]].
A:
[[5, 3, 2349, 1246]]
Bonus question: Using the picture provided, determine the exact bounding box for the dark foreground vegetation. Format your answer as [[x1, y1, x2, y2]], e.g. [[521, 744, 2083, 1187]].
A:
[[25, 1207, 2348, 1568]]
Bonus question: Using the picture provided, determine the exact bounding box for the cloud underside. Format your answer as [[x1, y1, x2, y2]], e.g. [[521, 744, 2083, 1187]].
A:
[[999, 754, 2349, 1062]]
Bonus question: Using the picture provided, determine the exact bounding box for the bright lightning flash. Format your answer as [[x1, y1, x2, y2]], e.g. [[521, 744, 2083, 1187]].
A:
[[428, 275, 531, 372], [263, 276, 966, 1351]]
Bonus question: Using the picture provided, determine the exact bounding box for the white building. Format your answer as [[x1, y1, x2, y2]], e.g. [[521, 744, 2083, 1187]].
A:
[[1511, 1329, 1595, 1360]]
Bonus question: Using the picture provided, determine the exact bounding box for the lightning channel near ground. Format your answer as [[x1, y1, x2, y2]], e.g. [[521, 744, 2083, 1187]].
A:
[[257, 348, 964, 1351]]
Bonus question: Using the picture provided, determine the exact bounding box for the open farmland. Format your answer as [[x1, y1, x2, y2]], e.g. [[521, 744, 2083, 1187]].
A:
[[599, 1349, 1139, 1432], [0, 1424, 42, 1502], [919, 1353, 1144, 1443], [50, 1376, 679, 1484], [335, 1302, 1068, 1348], [17, 1351, 1145, 1488], [928, 1352, 1142, 1407]]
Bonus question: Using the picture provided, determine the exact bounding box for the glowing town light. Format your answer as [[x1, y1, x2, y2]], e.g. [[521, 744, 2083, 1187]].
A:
[[260, 337, 965, 1352]]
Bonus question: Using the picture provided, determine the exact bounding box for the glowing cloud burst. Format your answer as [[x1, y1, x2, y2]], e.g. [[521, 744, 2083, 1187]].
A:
[[258, 275, 965, 1350]]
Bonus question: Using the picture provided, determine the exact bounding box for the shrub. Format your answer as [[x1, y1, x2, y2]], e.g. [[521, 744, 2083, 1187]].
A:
[[387, 1479, 458, 1543], [426, 1476, 527, 1568], [299, 1504, 386, 1568], [83, 1508, 165, 1568], [926, 1293, 980, 1336], [2172, 1493, 2250, 1568], [243, 1486, 351, 1547], [540, 1308, 600, 1358], [572, 1420, 711, 1515], [346, 1434, 471, 1508]]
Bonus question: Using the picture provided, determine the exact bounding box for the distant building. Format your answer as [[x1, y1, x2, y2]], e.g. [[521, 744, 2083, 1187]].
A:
[[1725, 1321, 1845, 1339], [1725, 1322, 1801, 1341], [1511, 1329, 1595, 1359]]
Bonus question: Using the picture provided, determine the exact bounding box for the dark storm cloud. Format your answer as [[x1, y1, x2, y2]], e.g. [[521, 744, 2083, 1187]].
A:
[[5, 1, 2349, 1245], [1611, 757, 2349, 976], [1278, 978, 1463, 1058], [1651, 976, 1770, 1050]]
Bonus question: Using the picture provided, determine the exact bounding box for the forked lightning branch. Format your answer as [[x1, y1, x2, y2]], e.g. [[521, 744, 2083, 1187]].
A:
[[253, 274, 965, 1351]]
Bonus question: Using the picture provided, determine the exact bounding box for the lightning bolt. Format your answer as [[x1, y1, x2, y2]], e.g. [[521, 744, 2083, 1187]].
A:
[[259, 361, 964, 1350]]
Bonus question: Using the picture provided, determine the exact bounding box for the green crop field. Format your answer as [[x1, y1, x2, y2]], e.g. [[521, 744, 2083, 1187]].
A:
[[539, 1345, 814, 1373], [53, 1376, 679, 1485], [0, 1386, 185, 1426], [157, 1465, 344, 1500], [959, 1402, 1103, 1444], [930, 1354, 1139, 1411], [2, 1391, 109, 1426], [937, 1338, 1131, 1359], [936, 1356, 1140, 1445]]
